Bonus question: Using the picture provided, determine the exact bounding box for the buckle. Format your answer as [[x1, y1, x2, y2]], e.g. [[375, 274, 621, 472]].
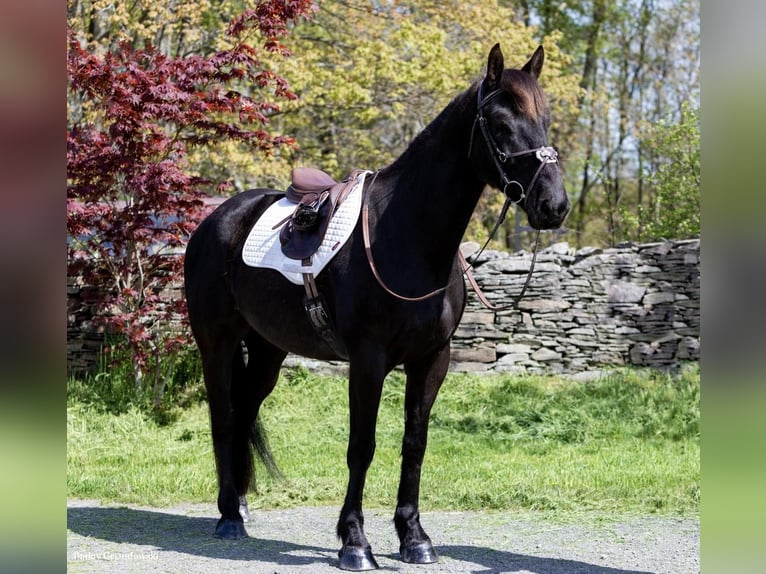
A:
[[304, 297, 330, 331]]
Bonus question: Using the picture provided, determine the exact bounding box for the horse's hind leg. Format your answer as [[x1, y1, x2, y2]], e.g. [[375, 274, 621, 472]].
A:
[[395, 343, 450, 564], [197, 324, 249, 539], [231, 331, 287, 523], [202, 327, 285, 540]]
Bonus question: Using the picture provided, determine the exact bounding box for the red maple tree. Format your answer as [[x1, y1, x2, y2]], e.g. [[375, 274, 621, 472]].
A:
[[67, 2, 315, 402]]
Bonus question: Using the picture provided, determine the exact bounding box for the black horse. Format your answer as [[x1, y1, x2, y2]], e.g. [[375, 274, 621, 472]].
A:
[[184, 44, 569, 571]]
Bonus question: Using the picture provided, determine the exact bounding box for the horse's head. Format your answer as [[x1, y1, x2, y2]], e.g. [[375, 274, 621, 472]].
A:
[[469, 44, 569, 230]]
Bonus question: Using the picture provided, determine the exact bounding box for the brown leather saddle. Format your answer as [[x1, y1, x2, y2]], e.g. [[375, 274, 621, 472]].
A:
[[276, 167, 362, 261]]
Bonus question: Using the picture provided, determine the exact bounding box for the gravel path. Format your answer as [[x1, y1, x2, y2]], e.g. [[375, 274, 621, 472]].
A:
[[67, 499, 698, 573]]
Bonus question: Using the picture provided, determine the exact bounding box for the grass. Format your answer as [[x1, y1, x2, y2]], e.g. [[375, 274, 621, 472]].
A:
[[67, 365, 699, 517]]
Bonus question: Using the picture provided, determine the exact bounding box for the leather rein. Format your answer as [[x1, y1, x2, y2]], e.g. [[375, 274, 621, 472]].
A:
[[361, 81, 560, 310]]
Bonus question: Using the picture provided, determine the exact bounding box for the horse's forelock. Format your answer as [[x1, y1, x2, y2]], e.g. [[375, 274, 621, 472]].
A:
[[502, 69, 547, 121]]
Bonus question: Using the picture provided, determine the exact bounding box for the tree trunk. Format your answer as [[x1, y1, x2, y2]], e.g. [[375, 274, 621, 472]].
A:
[[568, 0, 609, 247]]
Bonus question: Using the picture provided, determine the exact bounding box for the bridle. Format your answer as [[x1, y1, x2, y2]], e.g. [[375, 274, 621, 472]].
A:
[[467, 82, 559, 207], [361, 78, 561, 308]]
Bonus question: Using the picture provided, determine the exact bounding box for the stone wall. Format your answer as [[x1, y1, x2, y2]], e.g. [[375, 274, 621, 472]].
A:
[[67, 278, 104, 375], [451, 238, 699, 376], [66, 277, 185, 376], [67, 239, 700, 376]]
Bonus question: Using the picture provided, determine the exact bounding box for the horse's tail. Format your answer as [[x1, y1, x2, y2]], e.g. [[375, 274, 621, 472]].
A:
[[231, 341, 284, 485], [250, 414, 283, 480]]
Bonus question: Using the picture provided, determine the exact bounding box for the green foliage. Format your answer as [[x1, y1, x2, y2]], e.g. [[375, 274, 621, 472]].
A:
[[68, 344, 205, 424], [270, 1, 579, 181], [634, 102, 701, 240], [68, 367, 699, 515]]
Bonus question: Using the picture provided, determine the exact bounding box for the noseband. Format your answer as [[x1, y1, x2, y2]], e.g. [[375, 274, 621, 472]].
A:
[[468, 83, 559, 205]]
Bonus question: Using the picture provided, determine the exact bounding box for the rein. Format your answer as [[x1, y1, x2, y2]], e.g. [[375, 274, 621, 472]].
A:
[[361, 172, 541, 309], [361, 80, 559, 309]]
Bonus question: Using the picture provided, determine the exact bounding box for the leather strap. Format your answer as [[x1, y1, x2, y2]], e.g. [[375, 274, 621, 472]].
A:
[[458, 229, 541, 311], [361, 171, 540, 307], [301, 261, 348, 358]]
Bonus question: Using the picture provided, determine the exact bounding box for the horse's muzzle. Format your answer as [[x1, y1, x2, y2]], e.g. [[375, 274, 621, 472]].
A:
[[529, 193, 569, 230]]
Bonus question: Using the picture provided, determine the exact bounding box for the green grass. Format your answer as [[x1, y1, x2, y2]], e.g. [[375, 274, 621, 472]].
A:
[[67, 365, 699, 516]]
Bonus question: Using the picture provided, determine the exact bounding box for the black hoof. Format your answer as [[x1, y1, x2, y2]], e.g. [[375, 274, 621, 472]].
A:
[[338, 546, 379, 571], [400, 541, 438, 564], [215, 518, 248, 540]]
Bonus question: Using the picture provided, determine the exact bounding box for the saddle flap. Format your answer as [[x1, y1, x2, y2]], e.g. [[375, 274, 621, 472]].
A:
[[279, 197, 334, 260]]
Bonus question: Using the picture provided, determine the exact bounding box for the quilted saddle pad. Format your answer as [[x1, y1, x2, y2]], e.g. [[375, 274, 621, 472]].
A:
[[241, 171, 369, 285]]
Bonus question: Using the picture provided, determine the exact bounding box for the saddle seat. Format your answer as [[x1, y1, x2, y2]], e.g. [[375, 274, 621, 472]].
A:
[[278, 167, 362, 261], [287, 167, 338, 197]]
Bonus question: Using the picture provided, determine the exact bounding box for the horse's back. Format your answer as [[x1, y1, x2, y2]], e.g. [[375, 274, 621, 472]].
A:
[[189, 188, 279, 250]]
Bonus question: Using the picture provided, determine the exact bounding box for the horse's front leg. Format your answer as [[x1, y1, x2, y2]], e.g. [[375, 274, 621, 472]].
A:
[[337, 349, 387, 571], [395, 343, 450, 564]]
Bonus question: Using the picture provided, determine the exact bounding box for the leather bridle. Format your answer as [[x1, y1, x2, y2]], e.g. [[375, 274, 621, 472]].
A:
[[468, 82, 559, 206]]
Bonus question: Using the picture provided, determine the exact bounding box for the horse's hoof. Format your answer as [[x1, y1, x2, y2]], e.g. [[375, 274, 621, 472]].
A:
[[338, 546, 379, 571], [215, 518, 248, 540], [400, 541, 438, 564]]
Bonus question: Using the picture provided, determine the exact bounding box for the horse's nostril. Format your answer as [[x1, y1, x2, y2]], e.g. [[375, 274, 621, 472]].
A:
[[542, 197, 568, 216]]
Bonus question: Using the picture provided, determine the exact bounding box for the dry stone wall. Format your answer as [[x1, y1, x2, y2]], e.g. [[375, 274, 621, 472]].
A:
[[451, 238, 700, 376], [67, 239, 700, 376], [67, 279, 104, 374]]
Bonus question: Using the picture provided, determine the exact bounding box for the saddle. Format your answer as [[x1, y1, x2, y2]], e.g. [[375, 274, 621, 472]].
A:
[[277, 167, 362, 261]]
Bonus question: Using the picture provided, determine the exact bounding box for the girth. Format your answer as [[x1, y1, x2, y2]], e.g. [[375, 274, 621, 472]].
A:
[[301, 268, 348, 359]]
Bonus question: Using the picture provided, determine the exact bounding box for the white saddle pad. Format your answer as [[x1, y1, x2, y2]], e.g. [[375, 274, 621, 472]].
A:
[[242, 171, 369, 285]]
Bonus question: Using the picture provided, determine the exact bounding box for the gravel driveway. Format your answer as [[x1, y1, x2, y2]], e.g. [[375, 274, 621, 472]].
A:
[[67, 499, 698, 573]]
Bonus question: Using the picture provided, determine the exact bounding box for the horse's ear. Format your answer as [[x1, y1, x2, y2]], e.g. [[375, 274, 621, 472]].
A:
[[486, 43, 504, 89], [522, 45, 545, 79]]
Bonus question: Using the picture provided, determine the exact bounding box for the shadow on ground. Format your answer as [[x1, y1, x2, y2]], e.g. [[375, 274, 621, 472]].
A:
[[68, 506, 653, 573]]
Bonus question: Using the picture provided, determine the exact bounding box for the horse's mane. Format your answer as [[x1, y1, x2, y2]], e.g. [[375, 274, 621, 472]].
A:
[[391, 85, 475, 168], [391, 69, 546, 172]]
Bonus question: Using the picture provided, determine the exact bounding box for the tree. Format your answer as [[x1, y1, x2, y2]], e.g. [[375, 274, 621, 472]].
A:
[[269, 0, 580, 248], [66, 1, 315, 404], [507, 0, 700, 247], [629, 101, 699, 240]]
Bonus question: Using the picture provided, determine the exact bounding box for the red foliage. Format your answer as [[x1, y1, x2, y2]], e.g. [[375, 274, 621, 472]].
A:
[[67, 1, 315, 381]]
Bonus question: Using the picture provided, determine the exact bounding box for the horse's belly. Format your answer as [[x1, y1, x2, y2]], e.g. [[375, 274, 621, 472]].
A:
[[233, 267, 345, 360]]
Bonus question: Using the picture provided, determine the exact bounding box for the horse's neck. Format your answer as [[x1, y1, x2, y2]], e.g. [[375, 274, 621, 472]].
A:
[[376, 86, 484, 272]]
